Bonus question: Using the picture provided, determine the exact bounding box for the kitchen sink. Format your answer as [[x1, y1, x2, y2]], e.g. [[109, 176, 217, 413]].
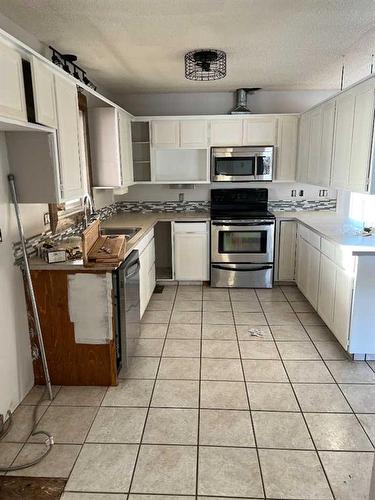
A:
[[101, 226, 142, 240]]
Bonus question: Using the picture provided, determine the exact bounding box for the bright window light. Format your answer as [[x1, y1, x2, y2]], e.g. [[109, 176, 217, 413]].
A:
[[349, 192, 375, 227]]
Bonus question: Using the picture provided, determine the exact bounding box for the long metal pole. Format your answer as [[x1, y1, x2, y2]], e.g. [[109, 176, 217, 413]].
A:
[[8, 174, 53, 401]]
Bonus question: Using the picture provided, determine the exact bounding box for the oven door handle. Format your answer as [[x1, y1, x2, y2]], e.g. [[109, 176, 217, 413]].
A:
[[212, 264, 273, 272], [211, 221, 274, 227]]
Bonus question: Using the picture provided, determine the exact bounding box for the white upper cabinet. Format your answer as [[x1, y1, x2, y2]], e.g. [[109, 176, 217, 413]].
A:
[[89, 107, 133, 188], [151, 120, 180, 148], [151, 119, 208, 149], [0, 40, 27, 121], [276, 115, 298, 181], [318, 100, 335, 187], [118, 110, 134, 186], [307, 107, 322, 185], [348, 80, 375, 192], [331, 78, 375, 192], [243, 116, 277, 145], [296, 112, 311, 183], [331, 90, 355, 188], [180, 119, 208, 148], [54, 74, 83, 201], [210, 119, 243, 146], [31, 56, 57, 128]]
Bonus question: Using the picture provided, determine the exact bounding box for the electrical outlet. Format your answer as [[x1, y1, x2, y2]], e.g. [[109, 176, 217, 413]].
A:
[[291, 190, 297, 197], [178, 193, 184, 202], [299, 190, 304, 197], [0, 228, 2, 242], [43, 212, 50, 225]]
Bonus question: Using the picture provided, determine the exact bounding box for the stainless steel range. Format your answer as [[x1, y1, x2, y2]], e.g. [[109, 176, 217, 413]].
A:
[[210, 188, 275, 288]]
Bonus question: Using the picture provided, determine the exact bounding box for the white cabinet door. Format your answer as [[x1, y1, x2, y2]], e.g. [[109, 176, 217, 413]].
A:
[[331, 90, 355, 189], [317, 254, 336, 329], [0, 40, 27, 121], [305, 243, 320, 309], [174, 223, 209, 281], [333, 267, 353, 349], [210, 119, 243, 146], [151, 120, 179, 148], [307, 108, 322, 185], [296, 112, 311, 183], [277, 220, 297, 281], [31, 56, 57, 128], [243, 117, 277, 145], [118, 110, 134, 186], [275, 116, 298, 181], [139, 237, 155, 317], [54, 74, 83, 201], [296, 235, 308, 294], [318, 100, 335, 187], [180, 120, 208, 148], [348, 80, 375, 192]]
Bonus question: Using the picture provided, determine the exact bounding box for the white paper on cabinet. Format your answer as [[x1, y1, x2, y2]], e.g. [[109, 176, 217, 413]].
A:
[[68, 273, 113, 344]]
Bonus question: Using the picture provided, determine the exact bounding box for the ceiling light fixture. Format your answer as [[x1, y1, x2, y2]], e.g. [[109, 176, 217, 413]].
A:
[[185, 49, 226, 81], [49, 45, 97, 91]]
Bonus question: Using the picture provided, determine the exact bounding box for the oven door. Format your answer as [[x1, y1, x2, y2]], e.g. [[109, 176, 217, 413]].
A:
[[211, 220, 275, 263], [211, 262, 274, 288]]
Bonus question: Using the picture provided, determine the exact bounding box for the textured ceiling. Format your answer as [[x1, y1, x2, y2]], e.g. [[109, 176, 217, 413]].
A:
[[0, 0, 375, 93]]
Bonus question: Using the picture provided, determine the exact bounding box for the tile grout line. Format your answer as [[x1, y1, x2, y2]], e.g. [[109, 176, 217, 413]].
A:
[[255, 286, 336, 500], [228, 289, 267, 500], [287, 290, 375, 452], [195, 284, 204, 500], [125, 284, 178, 499]]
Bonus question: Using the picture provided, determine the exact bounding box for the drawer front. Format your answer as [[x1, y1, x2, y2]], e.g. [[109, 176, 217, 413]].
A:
[[309, 231, 321, 250], [320, 237, 336, 261], [174, 221, 208, 233]]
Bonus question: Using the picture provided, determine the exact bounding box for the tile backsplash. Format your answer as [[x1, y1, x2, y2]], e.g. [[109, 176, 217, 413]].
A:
[[14, 198, 336, 261]]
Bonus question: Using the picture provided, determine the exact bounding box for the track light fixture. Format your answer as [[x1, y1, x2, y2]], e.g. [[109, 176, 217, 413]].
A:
[[49, 46, 97, 91]]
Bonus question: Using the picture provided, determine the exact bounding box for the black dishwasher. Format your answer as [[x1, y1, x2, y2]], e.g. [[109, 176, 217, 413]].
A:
[[113, 250, 140, 373]]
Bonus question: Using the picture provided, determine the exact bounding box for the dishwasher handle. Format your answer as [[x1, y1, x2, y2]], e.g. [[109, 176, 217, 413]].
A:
[[125, 260, 140, 280]]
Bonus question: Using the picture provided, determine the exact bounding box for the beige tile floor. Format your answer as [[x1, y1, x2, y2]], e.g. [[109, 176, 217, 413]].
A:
[[2, 283, 375, 499]]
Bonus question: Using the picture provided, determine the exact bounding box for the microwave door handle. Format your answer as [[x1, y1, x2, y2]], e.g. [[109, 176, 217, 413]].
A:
[[212, 264, 273, 272]]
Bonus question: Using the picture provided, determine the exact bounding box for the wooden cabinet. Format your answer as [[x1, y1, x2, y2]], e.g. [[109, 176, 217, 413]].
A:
[[210, 119, 243, 146], [0, 39, 27, 121], [276, 116, 298, 181], [243, 116, 277, 145], [277, 220, 297, 281], [31, 56, 57, 128], [180, 119, 208, 148], [173, 222, 209, 280], [89, 107, 133, 189], [54, 74, 83, 201], [151, 120, 180, 148]]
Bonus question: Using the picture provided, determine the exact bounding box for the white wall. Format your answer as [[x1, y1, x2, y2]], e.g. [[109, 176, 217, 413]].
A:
[[115, 89, 335, 116], [0, 133, 48, 416], [117, 182, 336, 203]]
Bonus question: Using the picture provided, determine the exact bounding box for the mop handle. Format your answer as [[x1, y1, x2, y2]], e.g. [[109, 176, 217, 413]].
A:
[[8, 174, 53, 401]]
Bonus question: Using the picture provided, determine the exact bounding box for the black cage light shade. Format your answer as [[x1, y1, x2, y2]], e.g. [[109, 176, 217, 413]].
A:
[[185, 49, 226, 81]]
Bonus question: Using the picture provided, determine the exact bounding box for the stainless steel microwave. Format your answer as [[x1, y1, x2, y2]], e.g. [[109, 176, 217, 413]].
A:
[[211, 146, 273, 182]]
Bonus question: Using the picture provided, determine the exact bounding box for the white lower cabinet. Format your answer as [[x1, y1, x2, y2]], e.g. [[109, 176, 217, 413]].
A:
[[295, 223, 358, 352], [137, 230, 156, 318], [173, 222, 209, 281], [277, 220, 297, 281]]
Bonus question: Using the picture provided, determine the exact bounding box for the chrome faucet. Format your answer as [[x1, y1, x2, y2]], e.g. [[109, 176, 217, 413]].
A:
[[82, 193, 95, 229]]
